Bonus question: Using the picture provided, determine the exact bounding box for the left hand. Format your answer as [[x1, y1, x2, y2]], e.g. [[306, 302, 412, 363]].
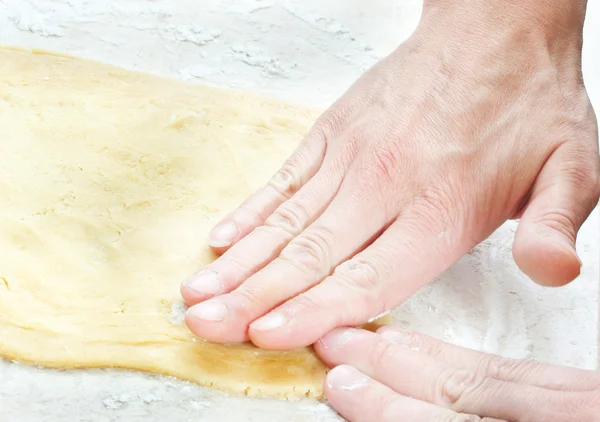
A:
[[315, 326, 600, 421]]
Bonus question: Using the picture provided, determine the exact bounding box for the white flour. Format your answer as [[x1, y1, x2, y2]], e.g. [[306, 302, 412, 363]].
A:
[[0, 1, 599, 421]]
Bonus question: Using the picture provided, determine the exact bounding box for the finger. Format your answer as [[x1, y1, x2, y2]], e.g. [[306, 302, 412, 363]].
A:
[[185, 175, 390, 343], [325, 365, 502, 422], [247, 202, 470, 349], [376, 326, 600, 392], [513, 141, 600, 287], [181, 165, 343, 305], [316, 328, 579, 421], [206, 127, 327, 252]]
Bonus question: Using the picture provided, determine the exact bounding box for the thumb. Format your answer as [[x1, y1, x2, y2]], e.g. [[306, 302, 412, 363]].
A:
[[513, 142, 600, 287]]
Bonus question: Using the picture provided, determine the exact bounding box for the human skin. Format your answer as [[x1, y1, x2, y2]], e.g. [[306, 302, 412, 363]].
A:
[[315, 326, 600, 421], [181, 0, 600, 350]]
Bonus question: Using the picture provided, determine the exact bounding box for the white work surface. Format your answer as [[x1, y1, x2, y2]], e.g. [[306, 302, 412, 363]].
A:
[[0, 1, 599, 421]]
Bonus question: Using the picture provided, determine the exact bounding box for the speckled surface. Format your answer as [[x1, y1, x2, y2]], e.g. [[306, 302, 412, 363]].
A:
[[0, 1, 598, 421]]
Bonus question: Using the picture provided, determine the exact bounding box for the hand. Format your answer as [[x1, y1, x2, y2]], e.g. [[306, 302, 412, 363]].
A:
[[181, 0, 600, 349], [315, 326, 600, 421]]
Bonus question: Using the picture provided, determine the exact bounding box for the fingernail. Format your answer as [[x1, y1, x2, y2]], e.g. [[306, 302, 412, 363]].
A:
[[183, 270, 222, 296], [251, 312, 287, 331], [327, 365, 368, 391], [187, 300, 228, 322], [379, 328, 411, 345], [208, 222, 239, 247], [319, 328, 357, 349]]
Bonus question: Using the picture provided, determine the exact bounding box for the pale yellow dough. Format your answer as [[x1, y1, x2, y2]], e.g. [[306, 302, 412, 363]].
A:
[[0, 47, 389, 399]]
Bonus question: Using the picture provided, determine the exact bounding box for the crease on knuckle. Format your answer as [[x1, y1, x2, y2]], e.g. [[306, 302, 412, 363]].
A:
[[370, 145, 401, 184], [436, 368, 485, 411], [479, 355, 540, 385], [235, 285, 266, 308], [235, 199, 264, 224], [369, 337, 399, 370], [417, 335, 445, 358], [378, 393, 402, 420], [533, 208, 577, 243], [263, 200, 310, 238], [559, 147, 600, 205], [219, 253, 251, 276], [334, 259, 380, 290], [279, 227, 334, 276], [285, 293, 322, 317], [332, 259, 387, 311], [268, 162, 303, 199], [475, 354, 515, 380]]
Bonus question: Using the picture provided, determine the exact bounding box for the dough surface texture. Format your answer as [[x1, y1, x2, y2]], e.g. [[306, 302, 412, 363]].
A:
[[0, 47, 338, 399]]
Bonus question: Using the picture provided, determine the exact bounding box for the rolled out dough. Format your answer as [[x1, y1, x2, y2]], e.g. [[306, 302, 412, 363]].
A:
[[0, 47, 387, 399]]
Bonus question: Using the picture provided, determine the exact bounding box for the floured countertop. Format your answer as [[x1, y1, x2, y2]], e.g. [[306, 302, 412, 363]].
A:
[[0, 1, 599, 421]]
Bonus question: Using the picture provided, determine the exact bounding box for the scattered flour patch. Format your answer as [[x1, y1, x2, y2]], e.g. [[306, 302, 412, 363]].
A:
[[142, 393, 162, 404], [231, 45, 291, 78], [159, 25, 221, 46], [8, 9, 64, 37], [102, 394, 131, 410], [168, 301, 187, 325]]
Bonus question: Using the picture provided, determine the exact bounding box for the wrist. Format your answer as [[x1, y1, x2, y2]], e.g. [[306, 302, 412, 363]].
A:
[[414, 0, 587, 78], [420, 0, 587, 46]]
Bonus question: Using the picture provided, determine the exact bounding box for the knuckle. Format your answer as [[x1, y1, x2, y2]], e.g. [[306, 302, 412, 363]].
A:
[[475, 354, 522, 380], [268, 161, 304, 199], [370, 145, 401, 184], [409, 183, 465, 243], [334, 259, 380, 290], [369, 337, 399, 369], [348, 144, 405, 216], [219, 253, 251, 277], [377, 393, 401, 420], [590, 159, 600, 205], [313, 105, 350, 139], [558, 145, 600, 204], [414, 184, 458, 224], [263, 200, 310, 238], [279, 227, 334, 275], [285, 293, 322, 317], [332, 259, 387, 312], [416, 335, 445, 358], [235, 285, 266, 307], [567, 161, 600, 200], [533, 208, 578, 243], [436, 369, 483, 410]]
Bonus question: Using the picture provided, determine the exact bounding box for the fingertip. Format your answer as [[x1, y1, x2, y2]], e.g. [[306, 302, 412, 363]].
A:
[[513, 231, 581, 287], [184, 299, 250, 343], [208, 221, 240, 250], [180, 282, 201, 306], [180, 270, 223, 305], [249, 311, 332, 350], [325, 365, 369, 392]]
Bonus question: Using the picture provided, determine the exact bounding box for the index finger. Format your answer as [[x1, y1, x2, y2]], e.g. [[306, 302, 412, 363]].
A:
[[316, 328, 583, 421], [376, 326, 600, 392]]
